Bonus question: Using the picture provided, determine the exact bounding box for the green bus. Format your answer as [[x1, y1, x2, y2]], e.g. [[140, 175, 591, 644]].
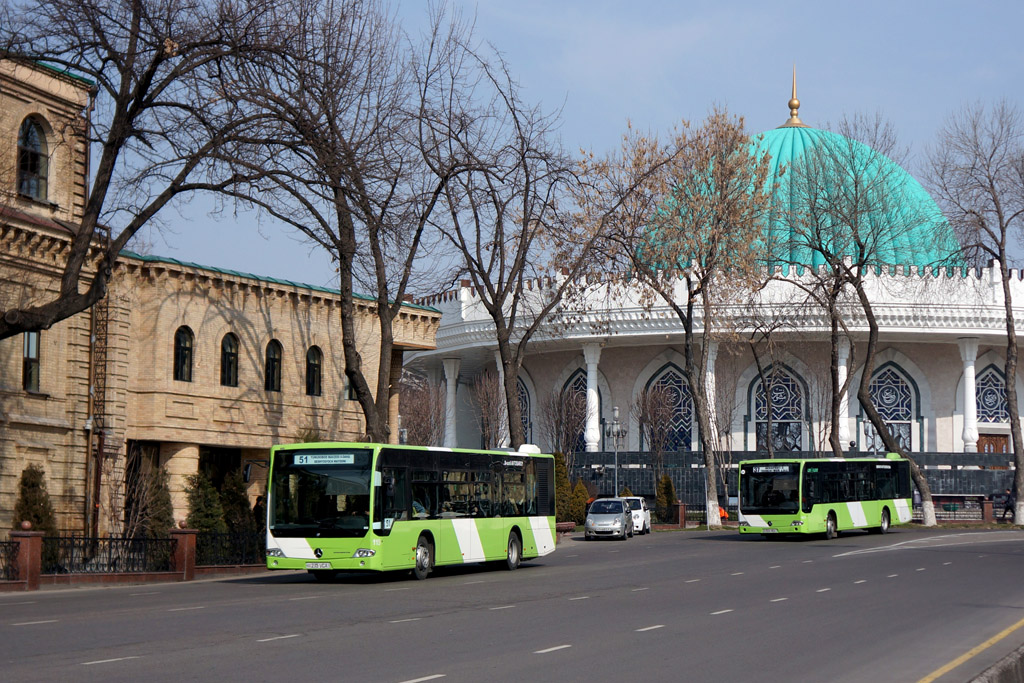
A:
[[737, 454, 913, 538], [264, 442, 556, 580]]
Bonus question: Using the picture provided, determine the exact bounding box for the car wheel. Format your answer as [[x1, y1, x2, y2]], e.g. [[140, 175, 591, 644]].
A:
[[825, 512, 837, 540], [413, 534, 433, 580], [505, 532, 522, 571]]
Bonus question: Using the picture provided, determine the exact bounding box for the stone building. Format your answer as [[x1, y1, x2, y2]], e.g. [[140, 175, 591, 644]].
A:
[[0, 59, 441, 537]]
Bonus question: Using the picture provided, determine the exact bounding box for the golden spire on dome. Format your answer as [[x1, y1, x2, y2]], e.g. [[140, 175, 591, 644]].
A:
[[780, 64, 808, 128]]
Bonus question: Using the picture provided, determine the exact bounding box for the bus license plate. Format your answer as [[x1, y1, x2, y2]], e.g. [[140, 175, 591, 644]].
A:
[[762, 528, 778, 534], [306, 562, 331, 569]]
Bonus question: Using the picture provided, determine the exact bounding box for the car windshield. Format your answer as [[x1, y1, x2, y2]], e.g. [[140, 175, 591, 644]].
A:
[[627, 499, 642, 510], [270, 448, 373, 537], [590, 500, 622, 514]]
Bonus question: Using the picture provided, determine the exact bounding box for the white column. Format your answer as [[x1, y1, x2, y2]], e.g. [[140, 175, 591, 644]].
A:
[[582, 343, 602, 452], [959, 338, 980, 453], [494, 350, 510, 448], [443, 357, 461, 448], [837, 340, 851, 447], [705, 340, 719, 449]]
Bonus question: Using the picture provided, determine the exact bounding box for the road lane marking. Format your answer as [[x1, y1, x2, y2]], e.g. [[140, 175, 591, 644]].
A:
[[943, 562, 952, 565], [636, 625, 664, 632], [888, 574, 899, 578], [168, 606, 204, 612], [489, 605, 515, 610], [130, 592, 159, 596], [631, 588, 648, 592], [769, 565, 781, 569], [916, 568, 926, 572], [398, 675, 446, 683], [462, 580, 486, 585], [12, 620, 57, 626], [568, 596, 589, 601], [731, 572, 744, 576], [803, 560, 813, 564], [257, 634, 300, 642], [770, 598, 788, 603], [389, 618, 421, 623], [534, 645, 572, 654], [854, 580, 866, 584], [835, 532, 1023, 558], [710, 609, 733, 615], [917, 614, 1024, 683], [685, 579, 700, 583], [82, 656, 140, 666], [566, 554, 578, 557], [3, 601, 36, 605], [609, 550, 620, 553], [289, 596, 320, 601], [385, 587, 411, 592], [816, 588, 831, 593]]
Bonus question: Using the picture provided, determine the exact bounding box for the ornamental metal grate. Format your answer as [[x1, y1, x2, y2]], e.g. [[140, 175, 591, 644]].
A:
[[651, 367, 693, 451], [565, 370, 590, 454], [0, 541, 18, 581], [42, 536, 176, 574], [977, 367, 1011, 423], [196, 532, 265, 566], [754, 370, 804, 451], [867, 367, 913, 451]]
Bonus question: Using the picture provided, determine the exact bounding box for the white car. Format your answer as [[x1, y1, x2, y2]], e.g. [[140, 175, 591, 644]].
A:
[[623, 496, 651, 535]]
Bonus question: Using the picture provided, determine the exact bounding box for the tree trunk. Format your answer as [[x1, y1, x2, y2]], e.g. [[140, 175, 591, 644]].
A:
[[827, 298, 845, 457], [851, 277, 936, 526], [996, 262, 1024, 523], [684, 288, 721, 529]]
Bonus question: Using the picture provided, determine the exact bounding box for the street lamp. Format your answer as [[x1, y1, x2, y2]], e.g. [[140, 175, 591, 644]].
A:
[[605, 406, 628, 495]]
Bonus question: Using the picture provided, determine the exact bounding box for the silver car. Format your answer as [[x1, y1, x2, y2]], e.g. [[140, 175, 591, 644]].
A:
[[585, 498, 633, 541]]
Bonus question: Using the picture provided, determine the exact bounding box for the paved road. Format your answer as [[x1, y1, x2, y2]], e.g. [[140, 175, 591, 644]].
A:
[[3, 528, 1024, 682]]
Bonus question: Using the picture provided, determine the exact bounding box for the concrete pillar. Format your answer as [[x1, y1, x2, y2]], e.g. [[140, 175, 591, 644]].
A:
[[837, 339, 851, 447], [959, 337, 980, 453], [582, 344, 602, 452], [10, 531, 44, 591], [494, 350, 510, 448], [443, 358, 461, 448], [170, 528, 198, 582]]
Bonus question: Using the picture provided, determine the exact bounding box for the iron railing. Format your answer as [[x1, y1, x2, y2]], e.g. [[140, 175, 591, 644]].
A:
[[0, 541, 18, 581], [42, 536, 176, 574], [196, 532, 265, 566]]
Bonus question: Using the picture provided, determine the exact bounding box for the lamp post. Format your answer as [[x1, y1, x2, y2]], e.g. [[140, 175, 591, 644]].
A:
[[605, 406, 628, 495]]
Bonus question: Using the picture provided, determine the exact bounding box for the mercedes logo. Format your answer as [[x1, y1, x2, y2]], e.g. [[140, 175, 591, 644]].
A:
[[314, 548, 323, 558]]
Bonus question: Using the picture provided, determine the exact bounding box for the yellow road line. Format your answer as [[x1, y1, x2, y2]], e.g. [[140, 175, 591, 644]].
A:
[[917, 615, 1024, 683]]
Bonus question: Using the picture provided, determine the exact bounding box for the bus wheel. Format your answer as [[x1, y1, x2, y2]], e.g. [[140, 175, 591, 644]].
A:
[[505, 532, 522, 571], [825, 512, 837, 540], [413, 535, 433, 580], [879, 508, 890, 534]]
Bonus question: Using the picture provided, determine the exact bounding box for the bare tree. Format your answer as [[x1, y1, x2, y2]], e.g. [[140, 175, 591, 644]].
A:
[[0, 0, 277, 339], [400, 372, 446, 447], [929, 101, 1024, 521], [631, 385, 675, 483], [785, 113, 956, 525], [599, 108, 776, 528], [538, 386, 587, 471], [468, 369, 506, 450]]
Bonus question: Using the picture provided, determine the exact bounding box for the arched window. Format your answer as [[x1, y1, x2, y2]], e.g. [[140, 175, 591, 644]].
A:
[[752, 367, 805, 452], [18, 117, 48, 200], [562, 369, 599, 453], [23, 331, 40, 392], [306, 346, 322, 396], [977, 365, 1011, 423], [866, 366, 914, 452], [264, 340, 282, 392], [644, 363, 694, 452], [220, 333, 239, 387], [173, 326, 194, 382], [517, 377, 532, 443]]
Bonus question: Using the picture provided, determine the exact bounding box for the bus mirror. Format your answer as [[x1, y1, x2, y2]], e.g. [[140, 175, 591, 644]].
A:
[[373, 471, 382, 486]]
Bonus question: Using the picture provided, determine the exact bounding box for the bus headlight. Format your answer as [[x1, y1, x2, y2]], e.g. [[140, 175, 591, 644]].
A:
[[790, 521, 804, 526], [266, 548, 285, 557], [353, 548, 376, 558]]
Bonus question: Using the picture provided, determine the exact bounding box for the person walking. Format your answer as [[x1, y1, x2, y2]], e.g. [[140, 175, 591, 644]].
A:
[[1002, 488, 1016, 523]]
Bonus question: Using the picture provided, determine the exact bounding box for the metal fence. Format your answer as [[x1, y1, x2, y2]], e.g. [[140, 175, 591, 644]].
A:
[[42, 536, 177, 574], [0, 541, 18, 581], [196, 532, 265, 566]]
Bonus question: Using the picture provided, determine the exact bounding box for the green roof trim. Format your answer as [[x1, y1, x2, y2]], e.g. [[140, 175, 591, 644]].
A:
[[31, 60, 97, 88], [118, 250, 440, 313]]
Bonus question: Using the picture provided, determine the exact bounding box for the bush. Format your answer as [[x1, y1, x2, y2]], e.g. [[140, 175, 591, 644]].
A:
[[12, 464, 58, 536], [554, 453, 573, 523], [656, 474, 677, 524], [185, 472, 227, 534], [619, 485, 633, 497], [570, 480, 589, 526], [220, 468, 256, 534], [145, 469, 175, 539]]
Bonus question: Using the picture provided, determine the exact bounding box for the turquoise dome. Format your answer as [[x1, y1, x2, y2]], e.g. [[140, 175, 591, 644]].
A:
[[754, 125, 959, 270]]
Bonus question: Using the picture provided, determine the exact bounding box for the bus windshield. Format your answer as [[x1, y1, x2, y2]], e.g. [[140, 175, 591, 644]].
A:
[[740, 462, 800, 514], [270, 448, 373, 537]]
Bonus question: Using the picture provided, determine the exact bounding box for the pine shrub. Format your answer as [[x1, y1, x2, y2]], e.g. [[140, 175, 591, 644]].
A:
[[656, 474, 677, 524], [554, 453, 573, 523], [144, 469, 175, 539], [220, 468, 256, 534], [185, 472, 228, 534], [570, 480, 589, 526], [12, 464, 58, 537]]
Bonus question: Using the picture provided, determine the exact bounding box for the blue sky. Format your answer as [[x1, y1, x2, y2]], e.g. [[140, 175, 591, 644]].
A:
[[145, 0, 1024, 289]]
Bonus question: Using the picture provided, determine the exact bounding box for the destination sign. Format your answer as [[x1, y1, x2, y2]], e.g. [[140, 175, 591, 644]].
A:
[[294, 453, 355, 466], [751, 464, 797, 474]]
